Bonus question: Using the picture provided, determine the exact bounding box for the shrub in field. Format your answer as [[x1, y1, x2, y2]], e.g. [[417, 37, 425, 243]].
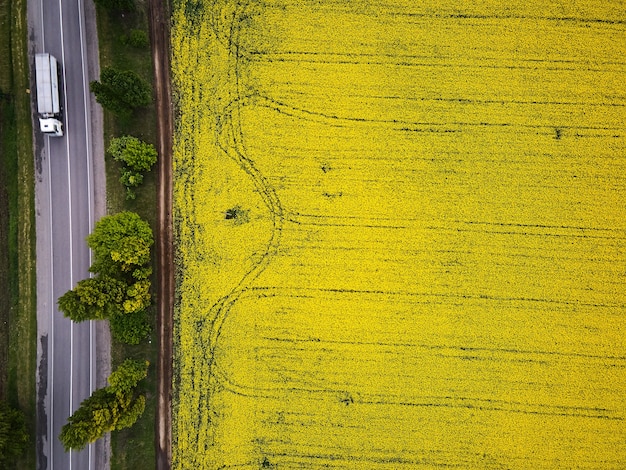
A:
[[119, 30, 149, 51], [59, 360, 149, 450], [108, 136, 157, 199], [120, 170, 143, 199], [129, 29, 149, 48], [90, 67, 151, 116], [224, 205, 250, 225], [0, 401, 28, 465]]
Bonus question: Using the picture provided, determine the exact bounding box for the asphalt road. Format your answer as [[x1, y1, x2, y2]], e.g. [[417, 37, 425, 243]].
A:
[[29, 0, 107, 468]]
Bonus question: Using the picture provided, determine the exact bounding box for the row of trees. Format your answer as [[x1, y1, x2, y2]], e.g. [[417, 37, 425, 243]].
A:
[[59, 359, 148, 450], [90, 68, 157, 199], [71, 0, 157, 454], [57, 212, 154, 450], [58, 211, 154, 344]]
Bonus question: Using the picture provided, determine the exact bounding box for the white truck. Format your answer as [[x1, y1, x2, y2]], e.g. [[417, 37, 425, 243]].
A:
[[35, 53, 63, 137]]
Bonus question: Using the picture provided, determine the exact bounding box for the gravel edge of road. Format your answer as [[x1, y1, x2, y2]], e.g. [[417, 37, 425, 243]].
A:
[[149, 0, 174, 468], [82, 0, 111, 468]]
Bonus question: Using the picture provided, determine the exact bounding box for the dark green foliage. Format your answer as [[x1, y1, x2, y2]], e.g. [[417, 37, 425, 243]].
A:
[[225, 205, 250, 225], [108, 136, 157, 199], [131, 264, 153, 281], [108, 359, 149, 393], [121, 174, 141, 199], [114, 395, 145, 430], [90, 67, 152, 116], [109, 310, 151, 345], [58, 387, 113, 450], [124, 280, 151, 313], [87, 211, 154, 278], [183, 0, 205, 31], [58, 360, 148, 451], [57, 276, 127, 322], [128, 29, 149, 48], [109, 136, 157, 172], [93, 0, 135, 12], [0, 401, 28, 464], [111, 236, 152, 274], [58, 212, 153, 344], [89, 79, 128, 117]]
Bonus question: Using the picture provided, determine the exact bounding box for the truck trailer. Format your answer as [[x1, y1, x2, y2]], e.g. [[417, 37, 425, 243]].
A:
[[35, 53, 63, 137]]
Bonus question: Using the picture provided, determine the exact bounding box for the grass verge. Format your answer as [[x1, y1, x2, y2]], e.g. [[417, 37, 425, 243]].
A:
[[95, 3, 158, 468], [0, 0, 37, 468]]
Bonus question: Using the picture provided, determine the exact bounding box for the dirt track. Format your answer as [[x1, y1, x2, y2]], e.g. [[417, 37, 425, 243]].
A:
[[148, 0, 174, 468]]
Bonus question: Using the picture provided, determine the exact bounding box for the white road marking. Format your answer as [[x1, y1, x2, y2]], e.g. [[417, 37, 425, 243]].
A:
[[38, 0, 54, 465], [45, 137, 54, 470], [39, 0, 44, 47], [39, 0, 96, 466], [56, 0, 75, 468], [76, 0, 95, 465]]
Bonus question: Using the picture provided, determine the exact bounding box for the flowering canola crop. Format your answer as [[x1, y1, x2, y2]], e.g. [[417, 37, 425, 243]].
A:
[[171, 1, 626, 468]]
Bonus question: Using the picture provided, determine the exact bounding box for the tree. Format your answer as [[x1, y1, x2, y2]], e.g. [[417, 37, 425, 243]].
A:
[[57, 212, 153, 344], [90, 67, 151, 116], [58, 276, 127, 322], [0, 401, 28, 465], [107, 136, 158, 199], [110, 236, 152, 273], [87, 212, 153, 278], [108, 136, 157, 173], [59, 361, 149, 451], [123, 280, 151, 313], [128, 29, 149, 48], [109, 310, 151, 345], [93, 0, 135, 11], [108, 359, 149, 393]]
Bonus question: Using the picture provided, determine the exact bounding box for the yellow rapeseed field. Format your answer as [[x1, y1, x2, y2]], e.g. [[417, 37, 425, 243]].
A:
[[171, 1, 626, 468]]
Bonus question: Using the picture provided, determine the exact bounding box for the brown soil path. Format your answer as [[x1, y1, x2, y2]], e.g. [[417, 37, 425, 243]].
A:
[[148, 0, 174, 468]]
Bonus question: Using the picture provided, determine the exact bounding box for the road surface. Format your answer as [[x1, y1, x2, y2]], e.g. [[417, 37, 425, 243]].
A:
[[29, 0, 108, 468]]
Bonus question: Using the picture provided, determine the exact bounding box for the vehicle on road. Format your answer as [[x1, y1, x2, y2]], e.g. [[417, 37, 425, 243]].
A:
[[35, 53, 64, 137]]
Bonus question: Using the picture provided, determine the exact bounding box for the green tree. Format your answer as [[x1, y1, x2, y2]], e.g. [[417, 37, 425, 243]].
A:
[[115, 395, 145, 429], [128, 29, 149, 48], [0, 401, 28, 465], [90, 67, 151, 116], [107, 135, 157, 199], [59, 361, 148, 451], [131, 264, 153, 281], [87, 212, 153, 278], [58, 276, 127, 322], [110, 236, 152, 273], [108, 359, 149, 393], [108, 136, 157, 173], [124, 280, 151, 313], [93, 0, 135, 11], [58, 212, 153, 344], [109, 310, 151, 345]]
